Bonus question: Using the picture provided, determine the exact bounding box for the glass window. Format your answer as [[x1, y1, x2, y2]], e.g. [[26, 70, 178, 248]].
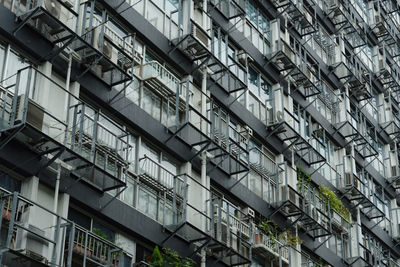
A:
[[138, 187, 158, 220], [249, 171, 262, 197], [5, 50, 30, 88], [248, 67, 259, 95], [142, 86, 161, 121], [123, 176, 135, 206]]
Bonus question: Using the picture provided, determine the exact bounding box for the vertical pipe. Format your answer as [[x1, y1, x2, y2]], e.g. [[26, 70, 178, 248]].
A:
[[200, 66, 207, 267]]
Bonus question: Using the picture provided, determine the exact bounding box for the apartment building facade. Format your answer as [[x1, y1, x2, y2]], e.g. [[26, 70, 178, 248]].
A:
[[0, 0, 399, 266]]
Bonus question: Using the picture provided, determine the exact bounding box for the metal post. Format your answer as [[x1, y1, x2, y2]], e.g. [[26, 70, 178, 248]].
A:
[[50, 216, 61, 267]]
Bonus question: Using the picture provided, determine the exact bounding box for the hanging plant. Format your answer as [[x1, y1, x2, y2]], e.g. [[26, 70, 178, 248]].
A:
[[319, 185, 351, 222]]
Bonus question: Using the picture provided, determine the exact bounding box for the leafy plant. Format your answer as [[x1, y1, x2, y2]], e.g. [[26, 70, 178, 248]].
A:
[[92, 228, 110, 241], [258, 220, 277, 239], [147, 246, 195, 267], [297, 167, 312, 192], [319, 185, 351, 222], [148, 246, 163, 267], [280, 229, 301, 247], [163, 248, 195, 267]]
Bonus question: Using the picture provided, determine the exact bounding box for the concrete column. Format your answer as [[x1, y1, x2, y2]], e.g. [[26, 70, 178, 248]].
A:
[[21, 175, 39, 201], [37, 61, 52, 107]]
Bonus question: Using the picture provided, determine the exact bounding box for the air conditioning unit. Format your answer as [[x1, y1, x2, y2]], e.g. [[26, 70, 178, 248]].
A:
[[237, 51, 253, 66], [89, 27, 119, 67], [191, 22, 209, 48], [244, 125, 253, 136], [242, 206, 255, 218], [36, 0, 74, 29], [15, 95, 45, 131], [40, 0, 61, 26], [15, 223, 49, 264]]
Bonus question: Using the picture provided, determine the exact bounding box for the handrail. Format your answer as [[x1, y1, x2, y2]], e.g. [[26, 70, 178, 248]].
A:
[[249, 146, 277, 176]]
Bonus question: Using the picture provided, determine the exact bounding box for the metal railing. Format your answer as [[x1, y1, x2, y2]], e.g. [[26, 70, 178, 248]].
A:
[[253, 229, 289, 262], [249, 146, 277, 178], [0, 187, 127, 267], [72, 225, 122, 266], [0, 66, 129, 191], [138, 155, 185, 196]]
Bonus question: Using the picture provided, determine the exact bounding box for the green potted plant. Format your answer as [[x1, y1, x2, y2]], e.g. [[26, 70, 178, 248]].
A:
[[319, 185, 351, 222], [257, 220, 277, 244], [72, 232, 93, 258]]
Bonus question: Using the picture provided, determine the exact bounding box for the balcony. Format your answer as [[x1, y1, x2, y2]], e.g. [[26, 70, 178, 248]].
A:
[[138, 156, 185, 201], [134, 61, 192, 108], [0, 66, 128, 192], [69, 225, 123, 267], [267, 31, 322, 99], [371, 8, 399, 46], [270, 164, 331, 239], [13, 0, 78, 51], [330, 209, 351, 234], [271, 0, 316, 36], [9, 0, 137, 86], [266, 88, 325, 165], [165, 87, 249, 176], [252, 230, 289, 265], [161, 174, 252, 266], [336, 156, 385, 220], [170, 16, 212, 63], [0, 188, 127, 267], [249, 146, 277, 179], [325, 0, 365, 48], [385, 149, 400, 189], [379, 100, 400, 138], [375, 48, 400, 92], [333, 103, 378, 159], [78, 3, 136, 86], [0, 190, 73, 267], [331, 51, 372, 101]]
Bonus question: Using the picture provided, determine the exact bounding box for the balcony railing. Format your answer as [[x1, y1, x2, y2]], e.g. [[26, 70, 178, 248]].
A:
[[134, 61, 192, 105], [138, 156, 185, 197], [249, 146, 277, 178], [271, 164, 331, 238], [71, 225, 122, 266], [331, 209, 351, 233], [253, 230, 289, 264], [0, 66, 128, 191], [161, 174, 252, 266], [271, 0, 316, 36], [336, 156, 385, 219], [0, 188, 128, 267]]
